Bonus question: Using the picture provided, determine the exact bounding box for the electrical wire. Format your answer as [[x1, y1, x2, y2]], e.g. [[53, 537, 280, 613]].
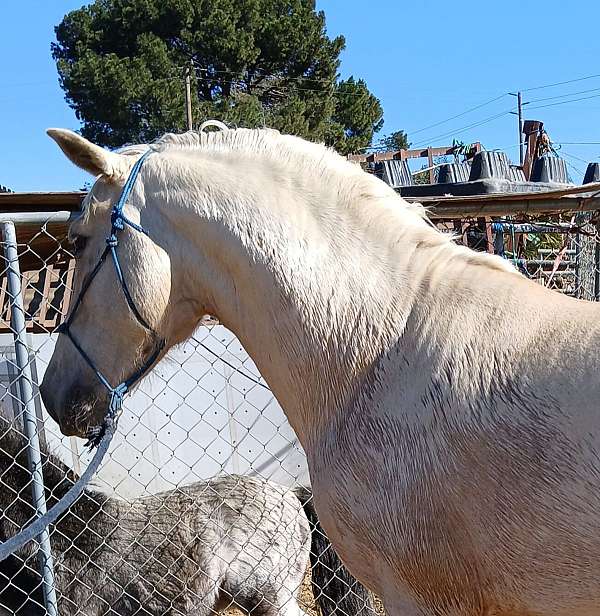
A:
[[522, 72, 600, 93], [153, 70, 379, 99], [553, 141, 600, 146], [410, 109, 515, 148], [397, 73, 600, 149], [528, 91, 600, 111], [404, 93, 508, 137], [560, 149, 591, 166], [402, 73, 600, 148], [527, 85, 600, 105]]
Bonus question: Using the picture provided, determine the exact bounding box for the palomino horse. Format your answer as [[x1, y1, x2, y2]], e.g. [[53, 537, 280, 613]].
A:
[[41, 127, 600, 616]]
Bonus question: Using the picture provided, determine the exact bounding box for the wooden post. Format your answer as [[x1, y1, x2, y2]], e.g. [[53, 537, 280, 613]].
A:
[[185, 61, 193, 131], [427, 147, 434, 184], [517, 92, 524, 166], [510, 92, 525, 166], [522, 120, 543, 180]]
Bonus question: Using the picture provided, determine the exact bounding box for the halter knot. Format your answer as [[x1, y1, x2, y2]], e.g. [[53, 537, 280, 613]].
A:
[[110, 382, 128, 414], [111, 210, 125, 230], [106, 235, 119, 248]]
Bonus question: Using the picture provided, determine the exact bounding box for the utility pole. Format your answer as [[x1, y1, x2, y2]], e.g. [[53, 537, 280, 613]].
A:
[[517, 91, 524, 166], [185, 61, 193, 131], [509, 91, 527, 166]]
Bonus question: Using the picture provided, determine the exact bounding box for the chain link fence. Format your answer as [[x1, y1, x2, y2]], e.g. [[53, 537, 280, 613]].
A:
[[0, 208, 598, 614], [446, 211, 600, 298], [0, 215, 378, 616]]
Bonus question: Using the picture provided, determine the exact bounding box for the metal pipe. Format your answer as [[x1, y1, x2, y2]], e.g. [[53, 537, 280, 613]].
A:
[[2, 221, 58, 615], [538, 248, 576, 255], [491, 222, 579, 234], [595, 220, 600, 302], [522, 259, 574, 267], [0, 211, 78, 225], [540, 271, 576, 278]]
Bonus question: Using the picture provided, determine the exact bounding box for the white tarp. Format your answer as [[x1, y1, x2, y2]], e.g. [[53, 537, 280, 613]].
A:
[[0, 326, 309, 499]]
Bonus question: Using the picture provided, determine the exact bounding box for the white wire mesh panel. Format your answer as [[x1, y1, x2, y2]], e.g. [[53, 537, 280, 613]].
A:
[[0, 218, 380, 616]]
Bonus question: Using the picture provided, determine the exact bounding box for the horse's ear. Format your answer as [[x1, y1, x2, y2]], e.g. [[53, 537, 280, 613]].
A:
[[46, 128, 122, 178]]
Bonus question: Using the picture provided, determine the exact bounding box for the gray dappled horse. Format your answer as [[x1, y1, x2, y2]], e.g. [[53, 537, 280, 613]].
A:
[[0, 415, 375, 616]]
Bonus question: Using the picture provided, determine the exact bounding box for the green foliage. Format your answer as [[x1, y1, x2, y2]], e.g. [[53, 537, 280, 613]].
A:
[[451, 139, 478, 161], [379, 130, 410, 152], [52, 0, 383, 153], [521, 232, 563, 260], [413, 167, 430, 185]]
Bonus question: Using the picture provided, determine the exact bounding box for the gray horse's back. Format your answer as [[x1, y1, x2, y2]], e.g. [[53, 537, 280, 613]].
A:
[[150, 474, 310, 615]]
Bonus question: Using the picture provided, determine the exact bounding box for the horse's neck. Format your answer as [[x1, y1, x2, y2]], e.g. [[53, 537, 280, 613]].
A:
[[163, 160, 450, 446]]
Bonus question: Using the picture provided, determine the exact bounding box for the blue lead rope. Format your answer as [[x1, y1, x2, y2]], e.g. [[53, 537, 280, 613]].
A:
[[0, 148, 164, 561], [0, 411, 118, 562]]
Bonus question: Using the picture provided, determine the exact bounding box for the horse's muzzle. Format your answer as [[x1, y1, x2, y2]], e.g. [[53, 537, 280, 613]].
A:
[[40, 378, 103, 438]]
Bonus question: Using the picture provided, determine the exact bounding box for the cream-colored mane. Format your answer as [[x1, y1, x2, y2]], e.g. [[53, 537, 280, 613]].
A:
[[112, 127, 515, 276]]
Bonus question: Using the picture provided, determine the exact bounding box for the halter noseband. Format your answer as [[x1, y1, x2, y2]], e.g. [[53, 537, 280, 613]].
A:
[[56, 149, 165, 446]]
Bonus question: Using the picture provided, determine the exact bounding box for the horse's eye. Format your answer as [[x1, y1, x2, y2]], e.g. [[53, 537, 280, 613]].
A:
[[70, 235, 88, 257]]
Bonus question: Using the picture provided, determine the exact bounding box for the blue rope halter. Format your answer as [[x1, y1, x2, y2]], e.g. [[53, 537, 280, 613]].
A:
[[0, 150, 165, 562], [56, 149, 165, 446]]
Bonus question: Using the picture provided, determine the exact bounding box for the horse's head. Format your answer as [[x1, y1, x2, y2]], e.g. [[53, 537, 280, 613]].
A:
[[40, 130, 175, 437], [40, 124, 380, 443]]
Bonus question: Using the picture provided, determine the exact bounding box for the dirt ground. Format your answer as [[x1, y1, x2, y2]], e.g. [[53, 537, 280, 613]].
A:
[[224, 568, 386, 616]]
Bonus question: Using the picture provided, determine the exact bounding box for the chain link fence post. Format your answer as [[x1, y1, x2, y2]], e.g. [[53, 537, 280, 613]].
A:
[[2, 220, 58, 616]]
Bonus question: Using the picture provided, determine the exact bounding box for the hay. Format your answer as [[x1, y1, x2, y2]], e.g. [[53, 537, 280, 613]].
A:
[[224, 567, 386, 616]]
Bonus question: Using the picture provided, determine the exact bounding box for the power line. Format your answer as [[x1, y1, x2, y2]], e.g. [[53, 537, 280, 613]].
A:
[[405, 93, 508, 137], [194, 66, 336, 86], [5, 68, 376, 101], [522, 72, 600, 93], [562, 158, 585, 179], [554, 149, 588, 179], [559, 149, 592, 166], [528, 85, 600, 105], [411, 109, 514, 148], [528, 91, 600, 111], [156, 70, 379, 99], [369, 74, 600, 150], [381, 73, 600, 149], [488, 143, 522, 151]]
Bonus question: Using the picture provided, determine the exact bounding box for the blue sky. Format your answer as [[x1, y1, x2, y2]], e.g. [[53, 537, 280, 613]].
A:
[[2, 1, 600, 191]]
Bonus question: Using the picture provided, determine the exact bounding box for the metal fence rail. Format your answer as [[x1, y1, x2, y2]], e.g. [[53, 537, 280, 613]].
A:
[[0, 209, 598, 615], [1, 221, 57, 615]]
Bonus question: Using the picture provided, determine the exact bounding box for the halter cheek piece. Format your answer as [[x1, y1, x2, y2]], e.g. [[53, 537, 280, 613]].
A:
[[56, 149, 165, 447]]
